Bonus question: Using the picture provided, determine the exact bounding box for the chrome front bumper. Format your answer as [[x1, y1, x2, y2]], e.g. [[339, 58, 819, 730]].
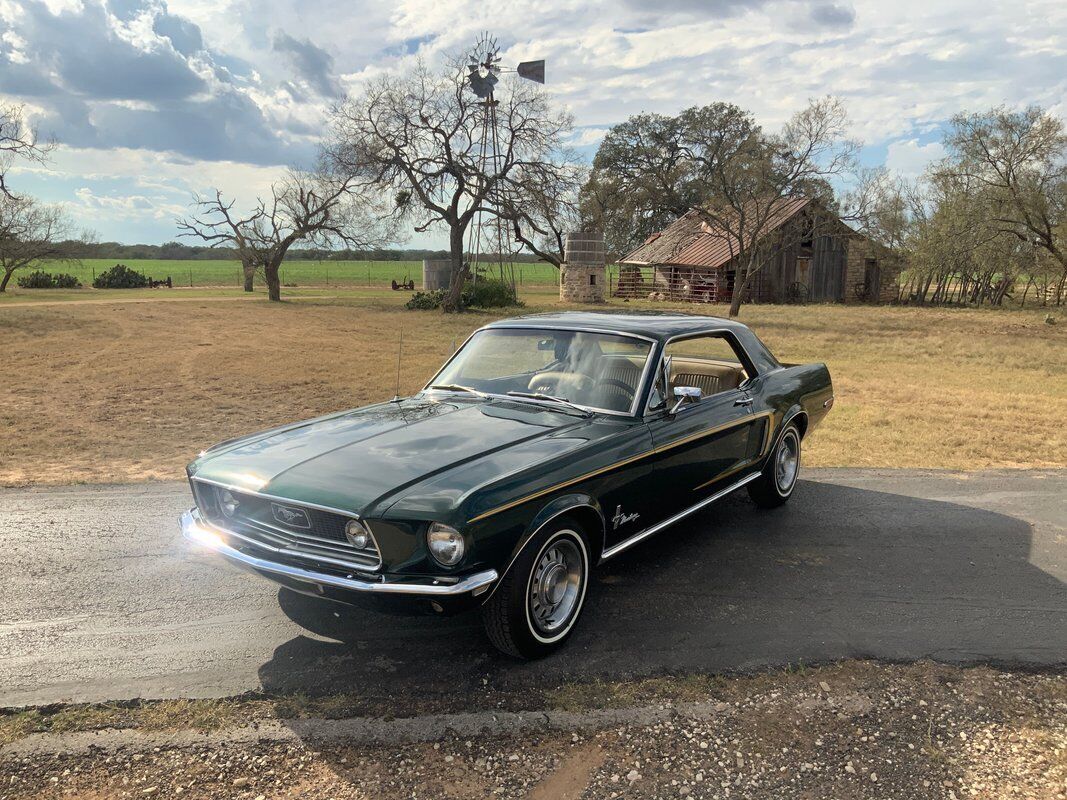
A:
[[180, 509, 498, 597]]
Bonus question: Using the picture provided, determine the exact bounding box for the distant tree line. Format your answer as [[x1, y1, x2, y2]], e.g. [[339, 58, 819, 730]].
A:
[[59, 240, 546, 263]]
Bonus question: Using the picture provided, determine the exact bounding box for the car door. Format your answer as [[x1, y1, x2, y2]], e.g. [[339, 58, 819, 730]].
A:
[[643, 333, 764, 516]]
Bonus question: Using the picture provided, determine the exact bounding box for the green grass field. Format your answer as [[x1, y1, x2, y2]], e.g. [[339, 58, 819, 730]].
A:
[[38, 258, 579, 288]]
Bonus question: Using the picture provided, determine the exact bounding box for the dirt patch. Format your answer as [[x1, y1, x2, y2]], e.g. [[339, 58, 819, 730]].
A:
[[1, 662, 1062, 799], [2, 294, 1066, 486], [528, 742, 608, 800]]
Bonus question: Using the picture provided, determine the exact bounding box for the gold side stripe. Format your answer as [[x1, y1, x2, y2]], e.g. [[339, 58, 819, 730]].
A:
[[467, 411, 774, 524]]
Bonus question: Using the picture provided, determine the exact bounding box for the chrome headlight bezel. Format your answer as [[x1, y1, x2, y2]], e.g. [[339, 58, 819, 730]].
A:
[[345, 519, 372, 550], [218, 488, 239, 518], [426, 522, 466, 567]]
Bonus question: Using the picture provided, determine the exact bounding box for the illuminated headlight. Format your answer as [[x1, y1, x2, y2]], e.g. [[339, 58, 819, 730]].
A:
[[427, 522, 465, 566], [218, 489, 239, 517], [345, 519, 372, 550]]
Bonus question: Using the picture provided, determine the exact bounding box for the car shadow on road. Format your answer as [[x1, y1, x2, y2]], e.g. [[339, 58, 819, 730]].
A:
[[257, 479, 1066, 705]]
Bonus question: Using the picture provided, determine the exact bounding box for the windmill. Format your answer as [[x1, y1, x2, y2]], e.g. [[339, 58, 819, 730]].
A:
[[464, 33, 545, 295]]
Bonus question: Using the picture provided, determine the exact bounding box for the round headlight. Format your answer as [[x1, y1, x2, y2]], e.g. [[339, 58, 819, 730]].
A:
[[218, 489, 239, 517], [427, 522, 465, 566], [345, 519, 371, 550]]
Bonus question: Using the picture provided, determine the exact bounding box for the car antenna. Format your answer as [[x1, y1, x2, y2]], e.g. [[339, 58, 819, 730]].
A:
[[391, 329, 403, 403]]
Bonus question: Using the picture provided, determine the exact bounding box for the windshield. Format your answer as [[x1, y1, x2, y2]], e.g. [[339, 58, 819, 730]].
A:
[[428, 328, 654, 414]]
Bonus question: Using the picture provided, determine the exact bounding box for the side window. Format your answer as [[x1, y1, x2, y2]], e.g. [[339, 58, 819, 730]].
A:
[[662, 334, 749, 397]]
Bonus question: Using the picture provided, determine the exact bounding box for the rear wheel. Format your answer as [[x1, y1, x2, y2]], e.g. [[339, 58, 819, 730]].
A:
[[483, 521, 590, 659], [748, 423, 801, 508]]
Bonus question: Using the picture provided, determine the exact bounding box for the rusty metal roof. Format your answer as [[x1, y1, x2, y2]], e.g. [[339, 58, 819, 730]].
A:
[[621, 196, 816, 269]]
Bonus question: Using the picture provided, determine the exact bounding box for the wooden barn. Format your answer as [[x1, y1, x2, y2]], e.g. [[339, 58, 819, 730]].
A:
[[619, 197, 901, 304]]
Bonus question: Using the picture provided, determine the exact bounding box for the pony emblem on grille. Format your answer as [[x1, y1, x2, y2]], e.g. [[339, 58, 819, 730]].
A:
[[271, 503, 311, 529]]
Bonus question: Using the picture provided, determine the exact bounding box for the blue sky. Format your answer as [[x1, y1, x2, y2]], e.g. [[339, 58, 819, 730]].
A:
[[1, 0, 1064, 247]]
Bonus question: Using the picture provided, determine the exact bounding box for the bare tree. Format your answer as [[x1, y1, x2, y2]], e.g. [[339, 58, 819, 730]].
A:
[[506, 159, 585, 268], [936, 106, 1067, 303], [177, 171, 390, 301], [0, 103, 54, 199], [0, 194, 74, 292], [327, 58, 571, 312]]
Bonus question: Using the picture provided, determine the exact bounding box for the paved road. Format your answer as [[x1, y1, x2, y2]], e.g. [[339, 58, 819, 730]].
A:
[[1, 470, 1064, 707]]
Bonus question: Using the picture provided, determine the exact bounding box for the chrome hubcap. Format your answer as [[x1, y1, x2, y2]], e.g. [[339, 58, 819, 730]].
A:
[[776, 433, 799, 493], [529, 536, 583, 634]]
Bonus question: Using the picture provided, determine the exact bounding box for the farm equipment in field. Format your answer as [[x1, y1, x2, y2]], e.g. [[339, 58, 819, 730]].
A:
[[391, 279, 415, 291]]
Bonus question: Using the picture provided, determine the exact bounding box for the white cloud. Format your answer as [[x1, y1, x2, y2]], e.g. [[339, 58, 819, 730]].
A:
[[885, 139, 948, 179], [2, 0, 1066, 245], [571, 127, 609, 148]]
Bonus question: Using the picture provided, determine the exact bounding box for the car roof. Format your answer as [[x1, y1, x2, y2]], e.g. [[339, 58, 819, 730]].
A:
[[482, 311, 749, 343]]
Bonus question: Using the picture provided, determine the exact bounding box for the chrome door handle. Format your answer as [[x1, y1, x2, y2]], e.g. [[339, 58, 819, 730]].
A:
[[734, 397, 753, 406]]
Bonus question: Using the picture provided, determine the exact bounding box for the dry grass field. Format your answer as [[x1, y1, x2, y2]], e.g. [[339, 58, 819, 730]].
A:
[[1, 286, 1065, 486]]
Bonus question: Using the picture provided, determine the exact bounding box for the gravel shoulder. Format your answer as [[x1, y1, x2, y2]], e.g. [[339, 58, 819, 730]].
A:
[[2, 661, 1064, 800]]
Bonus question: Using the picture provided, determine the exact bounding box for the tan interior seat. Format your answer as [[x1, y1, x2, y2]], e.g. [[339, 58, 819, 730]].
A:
[[669, 357, 746, 397]]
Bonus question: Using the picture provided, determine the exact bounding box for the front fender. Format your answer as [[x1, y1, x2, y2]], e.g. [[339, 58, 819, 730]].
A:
[[525, 493, 607, 558], [483, 493, 607, 603]]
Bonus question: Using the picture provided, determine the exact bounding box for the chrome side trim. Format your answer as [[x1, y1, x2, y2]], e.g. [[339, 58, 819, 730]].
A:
[[599, 472, 761, 561], [182, 510, 497, 597]]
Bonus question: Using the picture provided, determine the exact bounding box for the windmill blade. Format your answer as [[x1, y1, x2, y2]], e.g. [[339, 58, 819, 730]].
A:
[[516, 60, 545, 84], [467, 68, 498, 98]]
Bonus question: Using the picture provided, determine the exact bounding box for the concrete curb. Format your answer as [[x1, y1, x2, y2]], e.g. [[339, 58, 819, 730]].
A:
[[1, 700, 735, 759]]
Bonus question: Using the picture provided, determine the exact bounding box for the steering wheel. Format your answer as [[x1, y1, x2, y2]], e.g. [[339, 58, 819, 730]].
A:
[[594, 377, 636, 404]]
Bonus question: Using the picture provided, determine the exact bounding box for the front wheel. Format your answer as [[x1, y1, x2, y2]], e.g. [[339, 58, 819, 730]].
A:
[[482, 521, 590, 659], [748, 423, 801, 508]]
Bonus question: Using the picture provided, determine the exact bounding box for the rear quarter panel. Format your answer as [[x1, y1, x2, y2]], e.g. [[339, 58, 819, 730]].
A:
[[755, 362, 834, 447]]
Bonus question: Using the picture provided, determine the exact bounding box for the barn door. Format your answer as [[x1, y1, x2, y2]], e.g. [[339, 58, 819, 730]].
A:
[[864, 259, 881, 302], [812, 236, 846, 301], [810, 235, 838, 300]]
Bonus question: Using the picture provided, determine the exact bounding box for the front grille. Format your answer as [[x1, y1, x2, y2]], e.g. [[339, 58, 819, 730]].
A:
[[192, 480, 381, 572]]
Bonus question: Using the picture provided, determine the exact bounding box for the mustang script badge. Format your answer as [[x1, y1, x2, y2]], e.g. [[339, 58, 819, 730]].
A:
[[271, 503, 311, 528], [611, 504, 640, 530]]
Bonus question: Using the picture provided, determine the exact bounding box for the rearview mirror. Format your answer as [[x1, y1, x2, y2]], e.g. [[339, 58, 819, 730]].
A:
[[537, 339, 555, 351], [670, 385, 702, 415]]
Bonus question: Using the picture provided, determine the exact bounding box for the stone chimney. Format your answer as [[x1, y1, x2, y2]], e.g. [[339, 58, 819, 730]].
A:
[[560, 231, 606, 303]]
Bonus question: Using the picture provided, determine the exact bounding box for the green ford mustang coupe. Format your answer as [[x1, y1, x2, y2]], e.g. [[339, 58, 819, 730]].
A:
[[181, 312, 833, 658]]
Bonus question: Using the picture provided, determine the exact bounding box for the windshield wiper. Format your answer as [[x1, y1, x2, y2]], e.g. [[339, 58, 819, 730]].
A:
[[506, 391, 593, 417], [426, 383, 487, 398]]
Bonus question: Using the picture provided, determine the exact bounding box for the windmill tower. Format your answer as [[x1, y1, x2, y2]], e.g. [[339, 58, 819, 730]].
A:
[[464, 33, 545, 296]]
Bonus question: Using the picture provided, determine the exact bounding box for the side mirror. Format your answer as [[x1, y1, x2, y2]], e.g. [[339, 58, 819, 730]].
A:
[[670, 386, 702, 415]]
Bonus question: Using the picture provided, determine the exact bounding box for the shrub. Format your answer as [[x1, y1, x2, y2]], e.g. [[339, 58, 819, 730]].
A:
[[405, 289, 446, 310], [405, 279, 523, 311], [16, 270, 82, 289], [52, 272, 82, 289], [465, 278, 522, 309], [92, 264, 149, 289]]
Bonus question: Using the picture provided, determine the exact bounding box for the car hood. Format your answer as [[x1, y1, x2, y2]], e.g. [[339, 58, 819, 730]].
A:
[[189, 397, 610, 517]]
